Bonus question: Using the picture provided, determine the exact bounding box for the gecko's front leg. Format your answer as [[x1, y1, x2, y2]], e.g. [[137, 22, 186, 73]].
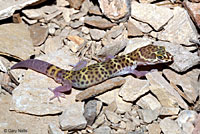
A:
[[48, 79, 72, 102]]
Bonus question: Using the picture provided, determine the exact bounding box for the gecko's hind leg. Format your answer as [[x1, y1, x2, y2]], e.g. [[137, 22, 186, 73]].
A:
[[48, 80, 72, 102], [70, 60, 88, 71]]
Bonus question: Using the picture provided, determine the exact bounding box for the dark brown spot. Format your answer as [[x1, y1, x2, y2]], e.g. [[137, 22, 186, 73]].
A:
[[91, 79, 94, 83], [95, 71, 99, 74], [86, 81, 89, 84], [95, 77, 99, 81], [121, 63, 125, 68], [56, 70, 63, 78], [82, 68, 86, 72], [98, 74, 101, 78], [90, 71, 93, 74], [81, 81, 84, 85], [117, 65, 121, 69], [50, 69, 56, 76], [109, 70, 112, 75], [83, 75, 86, 80], [88, 75, 91, 79]]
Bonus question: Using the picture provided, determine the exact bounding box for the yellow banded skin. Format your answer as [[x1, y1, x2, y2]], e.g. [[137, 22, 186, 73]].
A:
[[45, 45, 173, 89]]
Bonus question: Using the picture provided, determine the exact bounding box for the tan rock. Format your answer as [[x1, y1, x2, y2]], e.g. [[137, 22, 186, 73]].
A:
[[59, 102, 86, 131], [22, 9, 44, 19], [136, 93, 161, 110], [131, 1, 173, 31], [0, 0, 45, 20], [67, 35, 85, 45], [163, 69, 199, 103], [105, 110, 121, 124], [147, 123, 161, 134], [159, 107, 180, 116], [116, 95, 132, 114], [67, 0, 85, 9], [157, 7, 198, 48], [48, 123, 64, 134], [44, 36, 63, 54], [89, 5, 102, 15], [126, 19, 143, 37], [84, 16, 117, 29], [119, 76, 150, 102], [146, 71, 188, 109], [137, 109, 159, 123], [98, 0, 131, 22], [29, 24, 48, 47]]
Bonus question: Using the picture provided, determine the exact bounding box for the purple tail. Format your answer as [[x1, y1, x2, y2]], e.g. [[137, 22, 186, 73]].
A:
[[11, 59, 53, 75]]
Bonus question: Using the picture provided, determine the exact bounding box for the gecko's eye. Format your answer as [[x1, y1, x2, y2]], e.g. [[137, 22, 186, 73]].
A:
[[157, 55, 163, 59]]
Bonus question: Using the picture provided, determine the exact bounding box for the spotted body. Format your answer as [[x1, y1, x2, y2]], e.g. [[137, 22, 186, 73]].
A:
[[11, 45, 173, 101]]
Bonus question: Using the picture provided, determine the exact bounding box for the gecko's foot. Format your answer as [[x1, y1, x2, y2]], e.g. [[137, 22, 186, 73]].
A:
[[48, 88, 66, 102], [70, 60, 88, 71]]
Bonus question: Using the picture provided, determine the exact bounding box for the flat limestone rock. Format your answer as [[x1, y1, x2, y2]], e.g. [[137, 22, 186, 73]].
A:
[[0, 23, 34, 60], [146, 71, 188, 109], [136, 93, 161, 111], [0, 0, 46, 20], [59, 102, 87, 131], [10, 46, 81, 115], [154, 41, 200, 72], [131, 1, 173, 31], [163, 69, 199, 103], [157, 7, 198, 47], [119, 76, 150, 102]]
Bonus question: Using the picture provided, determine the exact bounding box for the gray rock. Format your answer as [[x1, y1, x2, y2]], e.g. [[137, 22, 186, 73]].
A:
[[90, 29, 106, 40], [105, 110, 121, 124], [137, 109, 159, 123], [94, 126, 111, 134]]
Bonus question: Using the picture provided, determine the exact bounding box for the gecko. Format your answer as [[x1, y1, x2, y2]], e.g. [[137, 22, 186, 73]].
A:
[[11, 45, 173, 101]]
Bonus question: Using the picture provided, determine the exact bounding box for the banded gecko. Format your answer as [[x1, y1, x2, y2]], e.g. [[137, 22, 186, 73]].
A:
[[11, 45, 173, 101]]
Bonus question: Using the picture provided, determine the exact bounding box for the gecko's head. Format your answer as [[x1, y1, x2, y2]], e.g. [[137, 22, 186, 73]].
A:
[[133, 45, 173, 65]]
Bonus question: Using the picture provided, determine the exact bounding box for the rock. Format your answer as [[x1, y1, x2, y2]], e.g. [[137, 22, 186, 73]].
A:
[[0, 93, 59, 134], [83, 100, 102, 126], [81, 26, 89, 34], [146, 71, 188, 109], [176, 110, 198, 128], [159, 107, 180, 116], [67, 0, 85, 9], [98, 0, 131, 22], [116, 94, 132, 114], [147, 123, 161, 134], [29, 24, 48, 47], [163, 69, 199, 103], [89, 5, 102, 16], [123, 38, 154, 54], [154, 41, 200, 72], [92, 114, 106, 128], [126, 121, 137, 131], [105, 24, 125, 39], [105, 110, 121, 124], [0, 23, 34, 60], [10, 47, 81, 115], [97, 88, 120, 105], [60, 7, 79, 23], [90, 29, 106, 40], [119, 76, 150, 102], [156, 7, 198, 47], [84, 16, 117, 29], [193, 114, 200, 134], [136, 94, 161, 111], [126, 19, 143, 37], [44, 10, 62, 22], [183, 1, 200, 29], [59, 102, 87, 131], [137, 109, 159, 123], [69, 20, 84, 28], [129, 17, 152, 33], [48, 123, 64, 134], [94, 126, 111, 134], [182, 122, 194, 134], [68, 40, 80, 53], [44, 36, 63, 54], [131, 1, 173, 31], [97, 38, 127, 57], [22, 9, 44, 19], [0, 0, 46, 20], [160, 118, 186, 134], [56, 0, 69, 7], [22, 16, 38, 25], [67, 35, 85, 45]]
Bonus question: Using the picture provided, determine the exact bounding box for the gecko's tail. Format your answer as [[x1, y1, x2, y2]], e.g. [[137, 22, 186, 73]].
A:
[[11, 59, 69, 82]]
